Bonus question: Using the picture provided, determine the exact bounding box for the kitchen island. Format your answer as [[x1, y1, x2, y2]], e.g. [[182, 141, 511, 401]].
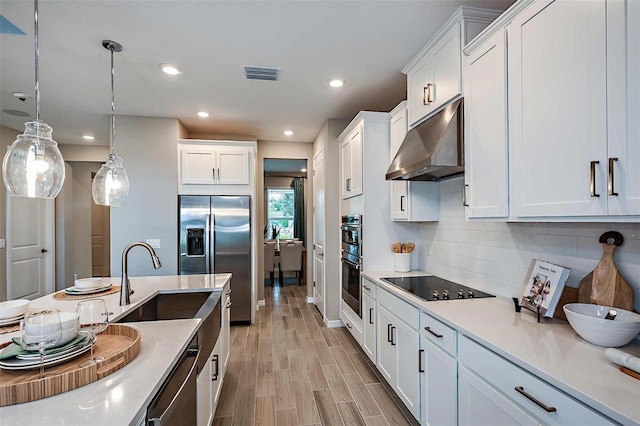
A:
[[0, 273, 231, 426]]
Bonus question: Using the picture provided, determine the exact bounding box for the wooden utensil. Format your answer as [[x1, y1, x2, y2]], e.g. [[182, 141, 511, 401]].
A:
[[391, 242, 402, 253], [401, 244, 407, 253], [405, 243, 415, 253], [578, 231, 634, 311]]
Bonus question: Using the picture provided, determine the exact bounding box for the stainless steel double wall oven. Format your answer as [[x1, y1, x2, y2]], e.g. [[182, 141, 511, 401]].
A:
[[341, 215, 362, 317]]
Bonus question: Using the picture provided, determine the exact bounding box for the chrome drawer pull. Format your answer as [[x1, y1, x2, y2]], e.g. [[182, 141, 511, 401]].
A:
[[514, 386, 556, 413], [418, 349, 425, 373], [390, 326, 396, 346], [608, 157, 619, 196], [590, 161, 600, 197], [369, 308, 373, 325], [363, 285, 371, 291], [425, 326, 443, 338]]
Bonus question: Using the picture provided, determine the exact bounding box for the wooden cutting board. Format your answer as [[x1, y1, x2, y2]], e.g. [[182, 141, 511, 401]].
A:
[[578, 231, 634, 311]]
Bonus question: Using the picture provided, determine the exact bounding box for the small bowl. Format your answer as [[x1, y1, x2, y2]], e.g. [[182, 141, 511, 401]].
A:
[[0, 300, 30, 320], [23, 311, 80, 347], [74, 278, 104, 289], [563, 303, 640, 347]]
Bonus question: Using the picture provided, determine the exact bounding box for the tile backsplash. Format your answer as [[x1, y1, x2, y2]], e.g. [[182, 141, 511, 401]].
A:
[[417, 177, 640, 310]]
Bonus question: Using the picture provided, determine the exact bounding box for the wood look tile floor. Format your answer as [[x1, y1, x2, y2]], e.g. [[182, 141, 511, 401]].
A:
[[215, 284, 414, 426]]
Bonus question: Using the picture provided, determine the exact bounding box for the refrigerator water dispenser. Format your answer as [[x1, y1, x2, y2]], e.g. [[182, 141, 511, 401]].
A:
[[186, 228, 205, 256]]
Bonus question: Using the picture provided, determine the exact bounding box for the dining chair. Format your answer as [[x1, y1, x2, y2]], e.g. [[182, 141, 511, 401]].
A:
[[278, 241, 303, 286], [264, 241, 276, 286]]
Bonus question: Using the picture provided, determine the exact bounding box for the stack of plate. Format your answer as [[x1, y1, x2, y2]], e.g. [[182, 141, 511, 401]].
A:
[[65, 278, 112, 296], [0, 300, 30, 327], [0, 336, 95, 370]]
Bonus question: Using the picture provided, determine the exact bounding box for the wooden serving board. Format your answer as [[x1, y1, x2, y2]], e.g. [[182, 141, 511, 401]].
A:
[[577, 231, 634, 311], [0, 324, 140, 406]]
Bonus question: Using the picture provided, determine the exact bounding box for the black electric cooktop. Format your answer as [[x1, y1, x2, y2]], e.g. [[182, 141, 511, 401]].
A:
[[381, 276, 494, 302]]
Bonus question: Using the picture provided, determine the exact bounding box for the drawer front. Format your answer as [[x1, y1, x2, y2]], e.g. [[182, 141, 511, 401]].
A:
[[377, 287, 419, 329], [459, 336, 614, 425], [362, 277, 377, 299], [420, 311, 456, 355], [341, 305, 363, 345]]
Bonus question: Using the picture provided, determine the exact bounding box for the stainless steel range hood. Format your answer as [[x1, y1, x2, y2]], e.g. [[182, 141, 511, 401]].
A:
[[386, 98, 464, 181]]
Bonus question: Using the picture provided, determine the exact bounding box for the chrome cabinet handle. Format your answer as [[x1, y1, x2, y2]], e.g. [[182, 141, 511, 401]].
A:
[[418, 349, 425, 373], [400, 195, 405, 212], [212, 168, 216, 181], [217, 168, 220, 181], [211, 354, 219, 381], [387, 324, 392, 343], [425, 326, 443, 338], [514, 386, 556, 413], [423, 84, 433, 105], [427, 83, 434, 104], [390, 326, 396, 346], [463, 184, 469, 207], [590, 161, 600, 197], [362, 285, 371, 291], [369, 308, 373, 325], [608, 157, 619, 196]]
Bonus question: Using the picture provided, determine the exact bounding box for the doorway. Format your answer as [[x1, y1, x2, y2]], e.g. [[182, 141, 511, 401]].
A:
[[90, 172, 110, 277]]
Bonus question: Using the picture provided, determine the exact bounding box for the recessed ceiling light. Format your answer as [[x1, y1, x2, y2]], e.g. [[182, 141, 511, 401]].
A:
[[196, 111, 210, 118], [160, 63, 182, 75], [301, 168, 307, 172], [82, 135, 95, 141], [329, 78, 345, 88], [283, 130, 293, 136]]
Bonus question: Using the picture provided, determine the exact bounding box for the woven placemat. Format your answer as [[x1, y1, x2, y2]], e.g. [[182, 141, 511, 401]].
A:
[[0, 324, 20, 335], [52, 286, 120, 301]]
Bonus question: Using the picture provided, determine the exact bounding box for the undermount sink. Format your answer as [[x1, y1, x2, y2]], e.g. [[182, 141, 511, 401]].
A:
[[114, 291, 215, 323]]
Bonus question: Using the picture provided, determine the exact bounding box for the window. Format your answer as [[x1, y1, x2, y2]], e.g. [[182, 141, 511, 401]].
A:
[[267, 188, 295, 240]]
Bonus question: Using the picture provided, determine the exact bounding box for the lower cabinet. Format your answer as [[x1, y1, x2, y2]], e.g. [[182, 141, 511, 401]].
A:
[[376, 303, 420, 420], [362, 292, 376, 363], [420, 335, 458, 426], [341, 302, 363, 345]]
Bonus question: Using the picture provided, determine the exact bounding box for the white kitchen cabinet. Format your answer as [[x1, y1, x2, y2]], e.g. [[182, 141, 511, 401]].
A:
[[376, 292, 420, 420], [210, 339, 223, 416], [341, 125, 363, 199], [196, 352, 213, 426], [389, 101, 439, 222], [362, 292, 376, 363], [222, 286, 231, 370], [341, 301, 363, 345], [420, 335, 458, 426], [463, 29, 509, 219], [508, 0, 609, 218]]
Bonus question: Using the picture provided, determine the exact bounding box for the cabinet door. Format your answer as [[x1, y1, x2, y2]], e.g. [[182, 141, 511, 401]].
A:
[[464, 30, 509, 218], [509, 0, 608, 217], [362, 293, 376, 363], [430, 23, 462, 113], [607, 0, 640, 215], [407, 57, 433, 126], [341, 139, 352, 199], [390, 106, 409, 220], [216, 149, 249, 185], [196, 354, 213, 426], [458, 366, 541, 426], [376, 304, 396, 385], [421, 336, 457, 426], [222, 287, 231, 369], [211, 340, 223, 413], [181, 147, 217, 185], [349, 127, 363, 197], [394, 318, 420, 419]]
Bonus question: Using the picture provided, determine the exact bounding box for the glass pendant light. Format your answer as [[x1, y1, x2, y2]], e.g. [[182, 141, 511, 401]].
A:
[[2, 0, 65, 199], [92, 40, 129, 207]]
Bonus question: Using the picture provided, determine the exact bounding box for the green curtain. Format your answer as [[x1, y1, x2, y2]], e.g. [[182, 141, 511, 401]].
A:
[[291, 177, 305, 244]]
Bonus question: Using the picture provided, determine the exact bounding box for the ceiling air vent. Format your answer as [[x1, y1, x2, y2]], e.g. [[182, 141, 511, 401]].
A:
[[243, 65, 280, 81]]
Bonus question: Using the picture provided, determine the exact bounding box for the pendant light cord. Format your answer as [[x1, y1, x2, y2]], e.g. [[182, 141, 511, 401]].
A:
[[110, 47, 116, 155], [34, 0, 40, 122]]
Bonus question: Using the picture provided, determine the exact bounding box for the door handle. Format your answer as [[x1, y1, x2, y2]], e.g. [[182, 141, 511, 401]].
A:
[[400, 195, 405, 212], [463, 184, 469, 207], [217, 168, 220, 181], [425, 326, 443, 338], [387, 324, 392, 343], [590, 161, 600, 197], [212, 168, 216, 181], [418, 349, 425, 373], [390, 326, 396, 346], [608, 157, 619, 196], [423, 83, 434, 105], [369, 308, 373, 325], [514, 386, 556, 413], [41, 249, 48, 254]]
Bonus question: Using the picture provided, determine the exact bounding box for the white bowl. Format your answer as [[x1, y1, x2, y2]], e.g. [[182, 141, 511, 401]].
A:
[[23, 311, 80, 347], [74, 278, 104, 289], [563, 303, 640, 348], [0, 299, 30, 320]]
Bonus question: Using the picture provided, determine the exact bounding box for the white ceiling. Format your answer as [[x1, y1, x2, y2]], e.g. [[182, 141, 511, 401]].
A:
[[0, 0, 514, 146]]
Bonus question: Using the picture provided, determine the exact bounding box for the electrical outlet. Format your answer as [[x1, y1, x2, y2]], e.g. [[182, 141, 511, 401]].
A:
[[146, 239, 161, 249], [0, 239, 5, 249]]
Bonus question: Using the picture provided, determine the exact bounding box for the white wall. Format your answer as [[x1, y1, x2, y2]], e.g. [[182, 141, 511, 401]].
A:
[[110, 116, 179, 277], [418, 177, 640, 309], [0, 125, 19, 301]]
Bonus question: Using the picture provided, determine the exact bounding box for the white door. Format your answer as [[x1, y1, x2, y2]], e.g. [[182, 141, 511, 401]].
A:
[[408, 56, 433, 126], [362, 292, 376, 363], [340, 139, 351, 199], [7, 196, 55, 300], [421, 336, 458, 426], [430, 23, 461, 112], [509, 0, 608, 217], [390, 107, 409, 220], [181, 147, 217, 184], [395, 318, 420, 419], [216, 149, 249, 185], [376, 304, 396, 385], [196, 357, 213, 426], [464, 29, 509, 218], [349, 126, 363, 198], [313, 150, 325, 315]]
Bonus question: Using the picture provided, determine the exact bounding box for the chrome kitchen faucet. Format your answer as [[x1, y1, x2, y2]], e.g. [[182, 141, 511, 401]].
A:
[[120, 241, 162, 306]]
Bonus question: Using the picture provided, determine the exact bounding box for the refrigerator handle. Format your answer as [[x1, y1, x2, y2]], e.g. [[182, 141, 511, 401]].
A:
[[205, 214, 211, 274], [210, 213, 216, 274]]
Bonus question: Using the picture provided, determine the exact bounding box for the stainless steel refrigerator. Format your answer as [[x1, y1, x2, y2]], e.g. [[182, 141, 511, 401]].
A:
[[179, 195, 252, 323]]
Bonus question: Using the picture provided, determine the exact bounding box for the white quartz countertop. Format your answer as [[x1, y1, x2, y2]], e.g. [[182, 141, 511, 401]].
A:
[[0, 273, 231, 425], [363, 270, 640, 425]]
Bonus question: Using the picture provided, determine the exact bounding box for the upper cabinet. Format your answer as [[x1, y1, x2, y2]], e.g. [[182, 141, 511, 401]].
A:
[[463, 30, 508, 219], [389, 102, 438, 222], [404, 8, 502, 128], [341, 125, 363, 199], [178, 140, 256, 195], [508, 0, 639, 218]]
